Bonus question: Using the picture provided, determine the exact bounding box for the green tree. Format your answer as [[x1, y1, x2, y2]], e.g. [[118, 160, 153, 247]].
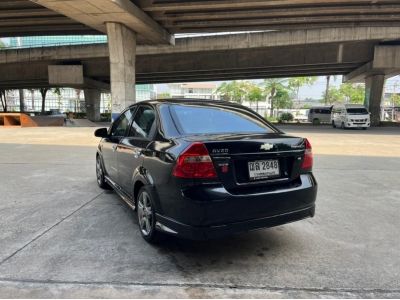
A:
[[263, 78, 287, 117], [75, 89, 82, 112], [53, 88, 63, 110], [215, 81, 247, 103], [324, 75, 338, 105], [157, 92, 171, 99], [0, 89, 8, 112], [244, 82, 263, 113], [288, 77, 317, 105], [273, 86, 293, 109], [391, 93, 400, 106], [39, 88, 49, 115], [339, 83, 365, 104], [322, 86, 343, 105]]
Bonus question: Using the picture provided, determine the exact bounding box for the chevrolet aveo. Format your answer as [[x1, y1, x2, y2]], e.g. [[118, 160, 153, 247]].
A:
[[95, 99, 317, 243]]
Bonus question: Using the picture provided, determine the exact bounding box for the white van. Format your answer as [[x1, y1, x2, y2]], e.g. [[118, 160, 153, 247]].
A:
[[308, 106, 332, 125], [331, 104, 370, 130]]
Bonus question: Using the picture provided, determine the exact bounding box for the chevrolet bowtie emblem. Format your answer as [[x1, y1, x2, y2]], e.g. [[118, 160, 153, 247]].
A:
[[260, 143, 274, 151]]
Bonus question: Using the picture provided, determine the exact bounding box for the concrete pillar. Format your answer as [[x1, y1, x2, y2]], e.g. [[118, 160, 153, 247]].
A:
[[106, 22, 136, 121], [365, 74, 385, 126], [84, 89, 101, 122]]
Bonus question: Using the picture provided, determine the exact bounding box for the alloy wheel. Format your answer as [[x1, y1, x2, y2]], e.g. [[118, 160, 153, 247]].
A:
[[96, 156, 103, 185], [137, 191, 153, 236]]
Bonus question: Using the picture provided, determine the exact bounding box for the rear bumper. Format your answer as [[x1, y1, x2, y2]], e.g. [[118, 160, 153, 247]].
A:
[[155, 174, 317, 240], [156, 205, 315, 240]]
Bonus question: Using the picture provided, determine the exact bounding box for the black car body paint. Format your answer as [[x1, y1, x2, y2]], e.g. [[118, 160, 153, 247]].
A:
[[95, 99, 317, 240]]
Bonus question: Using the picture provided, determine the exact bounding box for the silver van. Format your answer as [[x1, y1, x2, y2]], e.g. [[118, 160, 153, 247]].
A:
[[308, 106, 332, 125]]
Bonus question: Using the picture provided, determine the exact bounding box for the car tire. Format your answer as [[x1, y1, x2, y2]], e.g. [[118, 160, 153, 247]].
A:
[[332, 121, 336, 128], [312, 118, 320, 125], [362, 127, 368, 130], [96, 155, 111, 190], [341, 122, 346, 130], [137, 187, 163, 243]]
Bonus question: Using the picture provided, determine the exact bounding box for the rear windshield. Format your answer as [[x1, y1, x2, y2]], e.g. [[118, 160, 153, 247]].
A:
[[169, 104, 275, 135], [347, 108, 368, 115]]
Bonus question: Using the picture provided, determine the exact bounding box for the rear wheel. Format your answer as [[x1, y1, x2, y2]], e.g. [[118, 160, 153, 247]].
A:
[[137, 187, 162, 243], [312, 118, 320, 125], [96, 155, 111, 189]]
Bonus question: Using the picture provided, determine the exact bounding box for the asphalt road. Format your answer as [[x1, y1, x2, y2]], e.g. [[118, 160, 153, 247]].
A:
[[0, 126, 399, 298]]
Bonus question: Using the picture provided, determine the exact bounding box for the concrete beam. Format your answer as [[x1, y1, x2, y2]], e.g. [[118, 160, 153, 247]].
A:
[[30, 0, 174, 45], [140, 0, 400, 12], [0, 40, 374, 88], [2, 27, 399, 65], [83, 78, 110, 92], [48, 65, 84, 86], [344, 45, 400, 82]]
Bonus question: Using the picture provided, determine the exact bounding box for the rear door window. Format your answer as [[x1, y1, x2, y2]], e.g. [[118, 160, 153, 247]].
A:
[[169, 104, 275, 135], [128, 106, 156, 139]]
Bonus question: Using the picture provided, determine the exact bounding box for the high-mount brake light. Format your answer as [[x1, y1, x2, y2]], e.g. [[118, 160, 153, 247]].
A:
[[301, 138, 313, 170], [172, 143, 217, 179]]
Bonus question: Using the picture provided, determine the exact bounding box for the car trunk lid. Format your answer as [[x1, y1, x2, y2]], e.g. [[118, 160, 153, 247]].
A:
[[184, 133, 306, 193]]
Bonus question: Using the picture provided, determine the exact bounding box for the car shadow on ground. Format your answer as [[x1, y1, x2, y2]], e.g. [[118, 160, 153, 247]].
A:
[[114, 193, 301, 275]]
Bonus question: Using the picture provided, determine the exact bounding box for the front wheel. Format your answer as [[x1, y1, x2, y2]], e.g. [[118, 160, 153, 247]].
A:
[[96, 155, 111, 189], [332, 121, 336, 128], [341, 122, 346, 130], [137, 187, 163, 243]]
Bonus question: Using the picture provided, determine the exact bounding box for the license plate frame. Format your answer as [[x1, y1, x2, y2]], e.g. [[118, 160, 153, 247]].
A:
[[248, 159, 280, 180]]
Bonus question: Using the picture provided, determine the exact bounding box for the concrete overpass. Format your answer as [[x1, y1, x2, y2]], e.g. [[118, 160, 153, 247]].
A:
[[1, 0, 400, 123], [3, 0, 400, 37], [2, 27, 400, 85]]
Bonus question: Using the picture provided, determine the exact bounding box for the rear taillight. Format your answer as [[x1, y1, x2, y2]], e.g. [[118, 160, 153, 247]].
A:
[[301, 139, 313, 170], [172, 142, 217, 179]]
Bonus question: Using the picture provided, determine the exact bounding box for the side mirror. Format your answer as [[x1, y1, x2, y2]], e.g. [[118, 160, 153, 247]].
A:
[[94, 128, 108, 138]]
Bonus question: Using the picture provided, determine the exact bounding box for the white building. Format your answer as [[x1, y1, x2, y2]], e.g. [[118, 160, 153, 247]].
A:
[[168, 82, 217, 100]]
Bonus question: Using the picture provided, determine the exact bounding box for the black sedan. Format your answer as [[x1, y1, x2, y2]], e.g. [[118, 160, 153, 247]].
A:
[[95, 99, 317, 243]]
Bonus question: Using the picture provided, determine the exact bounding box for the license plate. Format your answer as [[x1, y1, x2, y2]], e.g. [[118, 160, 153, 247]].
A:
[[248, 160, 280, 180]]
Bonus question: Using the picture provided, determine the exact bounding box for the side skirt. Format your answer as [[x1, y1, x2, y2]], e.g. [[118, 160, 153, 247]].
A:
[[105, 176, 136, 210]]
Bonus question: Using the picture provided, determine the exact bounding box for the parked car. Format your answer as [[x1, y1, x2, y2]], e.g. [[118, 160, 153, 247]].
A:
[[95, 99, 317, 243], [331, 104, 370, 129], [308, 106, 333, 125]]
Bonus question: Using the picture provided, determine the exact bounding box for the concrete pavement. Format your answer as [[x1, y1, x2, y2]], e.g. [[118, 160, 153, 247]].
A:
[[0, 126, 399, 298]]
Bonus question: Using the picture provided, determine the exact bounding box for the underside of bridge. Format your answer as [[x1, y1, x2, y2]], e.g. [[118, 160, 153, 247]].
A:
[[1, 0, 400, 123], [3, 0, 400, 36]]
